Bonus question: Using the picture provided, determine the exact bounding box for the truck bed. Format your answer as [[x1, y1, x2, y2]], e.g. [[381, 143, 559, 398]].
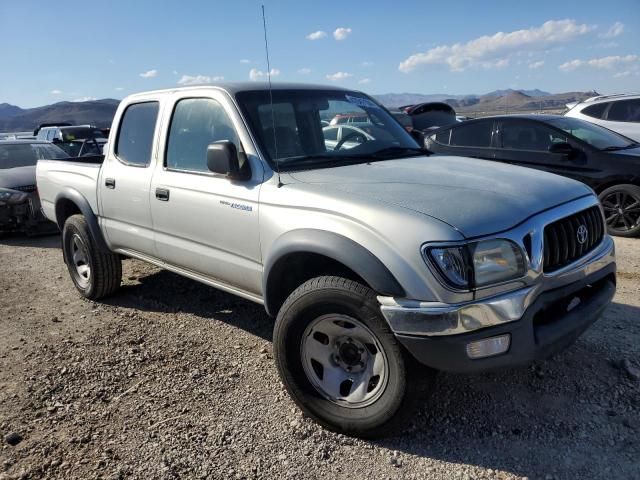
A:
[[36, 156, 104, 225]]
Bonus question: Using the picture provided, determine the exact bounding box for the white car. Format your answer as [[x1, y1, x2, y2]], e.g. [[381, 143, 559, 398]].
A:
[[565, 94, 640, 142]]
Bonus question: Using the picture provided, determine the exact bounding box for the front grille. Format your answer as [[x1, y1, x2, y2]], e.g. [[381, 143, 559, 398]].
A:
[[543, 206, 604, 273], [13, 185, 36, 193]]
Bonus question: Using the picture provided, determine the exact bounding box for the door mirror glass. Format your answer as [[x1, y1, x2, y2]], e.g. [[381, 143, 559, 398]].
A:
[[548, 141, 575, 155], [207, 141, 243, 178]]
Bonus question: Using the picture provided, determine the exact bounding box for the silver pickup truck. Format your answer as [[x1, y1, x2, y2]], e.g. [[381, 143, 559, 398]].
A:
[[36, 83, 616, 438]]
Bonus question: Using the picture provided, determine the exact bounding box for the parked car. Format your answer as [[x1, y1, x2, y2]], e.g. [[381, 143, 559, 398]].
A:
[[402, 102, 457, 131], [36, 125, 107, 154], [0, 140, 67, 235], [323, 124, 376, 150], [426, 115, 640, 237], [329, 113, 371, 125], [37, 83, 616, 438], [565, 93, 640, 142]]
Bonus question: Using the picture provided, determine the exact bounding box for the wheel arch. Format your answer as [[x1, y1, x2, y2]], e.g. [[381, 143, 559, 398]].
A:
[[263, 230, 405, 317], [54, 188, 109, 252]]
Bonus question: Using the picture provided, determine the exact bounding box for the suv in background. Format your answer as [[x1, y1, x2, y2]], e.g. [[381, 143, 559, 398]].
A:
[[36, 125, 107, 156], [565, 94, 640, 142]]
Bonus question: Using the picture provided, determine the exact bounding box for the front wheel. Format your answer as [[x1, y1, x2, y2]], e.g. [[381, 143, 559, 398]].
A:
[[599, 184, 640, 237], [62, 214, 122, 299], [273, 276, 433, 438]]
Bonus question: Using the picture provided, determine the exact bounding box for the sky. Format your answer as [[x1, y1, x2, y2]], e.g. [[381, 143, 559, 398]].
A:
[[1, 0, 639, 107]]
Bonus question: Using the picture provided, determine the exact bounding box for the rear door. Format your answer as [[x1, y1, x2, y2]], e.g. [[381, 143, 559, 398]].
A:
[[149, 91, 264, 296], [98, 100, 161, 256], [494, 119, 591, 182]]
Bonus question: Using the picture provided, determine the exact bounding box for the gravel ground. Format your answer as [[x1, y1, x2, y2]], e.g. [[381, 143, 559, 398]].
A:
[[0, 234, 638, 480]]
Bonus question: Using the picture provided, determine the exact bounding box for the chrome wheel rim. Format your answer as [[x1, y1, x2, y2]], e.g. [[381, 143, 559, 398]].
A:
[[602, 191, 640, 233], [70, 234, 91, 288], [300, 314, 389, 408]]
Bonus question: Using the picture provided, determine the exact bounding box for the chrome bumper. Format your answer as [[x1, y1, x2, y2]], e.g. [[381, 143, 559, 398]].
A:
[[379, 235, 616, 337]]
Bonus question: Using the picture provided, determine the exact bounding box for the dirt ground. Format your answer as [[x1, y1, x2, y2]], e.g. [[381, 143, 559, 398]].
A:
[[0, 234, 638, 480]]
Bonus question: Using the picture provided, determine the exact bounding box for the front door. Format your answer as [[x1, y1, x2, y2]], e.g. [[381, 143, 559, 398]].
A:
[[149, 93, 264, 296]]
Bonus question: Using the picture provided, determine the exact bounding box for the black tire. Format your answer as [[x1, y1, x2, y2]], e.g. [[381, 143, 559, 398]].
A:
[[273, 276, 434, 438], [62, 214, 122, 299], [598, 184, 640, 237]]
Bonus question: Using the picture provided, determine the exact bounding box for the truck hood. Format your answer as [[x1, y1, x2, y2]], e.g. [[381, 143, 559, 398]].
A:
[[0, 166, 36, 189], [288, 155, 592, 238]]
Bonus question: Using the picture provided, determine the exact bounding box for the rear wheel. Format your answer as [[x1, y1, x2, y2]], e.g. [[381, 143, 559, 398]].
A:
[[62, 214, 122, 299], [273, 276, 434, 438], [599, 184, 640, 237]]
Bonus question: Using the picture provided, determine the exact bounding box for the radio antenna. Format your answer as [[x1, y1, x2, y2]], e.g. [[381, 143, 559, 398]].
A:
[[261, 5, 282, 187]]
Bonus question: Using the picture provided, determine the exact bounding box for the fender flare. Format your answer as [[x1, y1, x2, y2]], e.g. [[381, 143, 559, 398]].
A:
[[263, 229, 405, 316], [54, 188, 110, 252]]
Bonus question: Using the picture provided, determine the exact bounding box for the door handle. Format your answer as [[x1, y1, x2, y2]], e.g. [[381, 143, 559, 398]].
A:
[[105, 178, 116, 189], [155, 188, 170, 201]]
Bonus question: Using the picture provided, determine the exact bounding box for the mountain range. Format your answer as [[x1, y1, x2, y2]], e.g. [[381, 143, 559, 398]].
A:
[[0, 89, 599, 132]]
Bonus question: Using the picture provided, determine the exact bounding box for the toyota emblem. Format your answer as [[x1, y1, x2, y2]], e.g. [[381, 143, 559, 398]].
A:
[[576, 224, 588, 245]]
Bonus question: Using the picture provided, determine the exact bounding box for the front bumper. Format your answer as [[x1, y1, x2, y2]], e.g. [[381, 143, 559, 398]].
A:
[[0, 195, 55, 234], [379, 236, 616, 373]]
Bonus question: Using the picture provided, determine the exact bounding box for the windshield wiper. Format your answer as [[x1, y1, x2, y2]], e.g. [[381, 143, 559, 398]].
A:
[[366, 146, 430, 159], [601, 143, 639, 151]]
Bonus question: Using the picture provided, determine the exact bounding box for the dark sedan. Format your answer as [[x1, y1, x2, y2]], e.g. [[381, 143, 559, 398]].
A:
[[0, 140, 68, 235], [426, 115, 640, 237]]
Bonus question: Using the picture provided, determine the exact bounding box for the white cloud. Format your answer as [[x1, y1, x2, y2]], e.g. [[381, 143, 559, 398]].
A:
[[358, 78, 371, 84], [249, 68, 280, 81], [240, 59, 250, 64], [559, 54, 638, 71], [613, 71, 631, 78], [297, 67, 312, 74], [115, 87, 124, 91], [50, 89, 62, 95], [306, 30, 327, 40], [600, 21, 624, 39], [139, 69, 158, 78], [326, 71, 353, 81], [361, 61, 374, 67], [333, 27, 352, 41], [177, 74, 224, 85], [73, 96, 97, 102], [172, 70, 178, 75], [399, 19, 593, 73], [528, 60, 545, 69]]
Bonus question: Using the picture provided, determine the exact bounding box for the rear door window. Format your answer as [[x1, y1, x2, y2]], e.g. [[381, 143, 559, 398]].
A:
[[606, 99, 640, 123], [449, 121, 493, 147], [115, 102, 159, 166]]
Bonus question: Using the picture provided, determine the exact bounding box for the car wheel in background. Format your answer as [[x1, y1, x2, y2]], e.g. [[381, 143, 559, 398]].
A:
[[273, 276, 434, 438], [599, 184, 640, 237], [62, 214, 122, 299]]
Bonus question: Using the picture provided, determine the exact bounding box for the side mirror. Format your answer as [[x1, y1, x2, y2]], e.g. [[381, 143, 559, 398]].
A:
[[207, 141, 245, 179], [548, 142, 576, 156], [410, 129, 425, 146]]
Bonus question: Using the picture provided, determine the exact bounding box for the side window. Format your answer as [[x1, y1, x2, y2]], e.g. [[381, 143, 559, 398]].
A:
[[323, 127, 338, 141], [115, 102, 159, 166], [450, 122, 493, 147], [166, 98, 239, 173], [432, 129, 451, 145], [501, 121, 567, 151], [582, 102, 608, 119], [607, 99, 640, 123]]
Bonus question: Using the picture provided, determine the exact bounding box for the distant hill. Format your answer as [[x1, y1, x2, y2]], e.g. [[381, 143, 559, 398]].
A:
[[374, 89, 598, 113], [0, 99, 120, 132]]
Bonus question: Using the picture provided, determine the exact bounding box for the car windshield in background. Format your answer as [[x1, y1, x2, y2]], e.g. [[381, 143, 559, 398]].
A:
[[61, 127, 106, 141], [0, 143, 68, 169], [236, 89, 421, 170], [546, 117, 637, 151]]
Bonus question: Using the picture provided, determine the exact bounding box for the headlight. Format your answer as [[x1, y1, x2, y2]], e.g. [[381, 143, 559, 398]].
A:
[[427, 239, 526, 290], [0, 188, 29, 205]]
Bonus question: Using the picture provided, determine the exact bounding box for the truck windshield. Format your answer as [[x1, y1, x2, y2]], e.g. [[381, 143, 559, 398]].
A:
[[236, 89, 422, 170]]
